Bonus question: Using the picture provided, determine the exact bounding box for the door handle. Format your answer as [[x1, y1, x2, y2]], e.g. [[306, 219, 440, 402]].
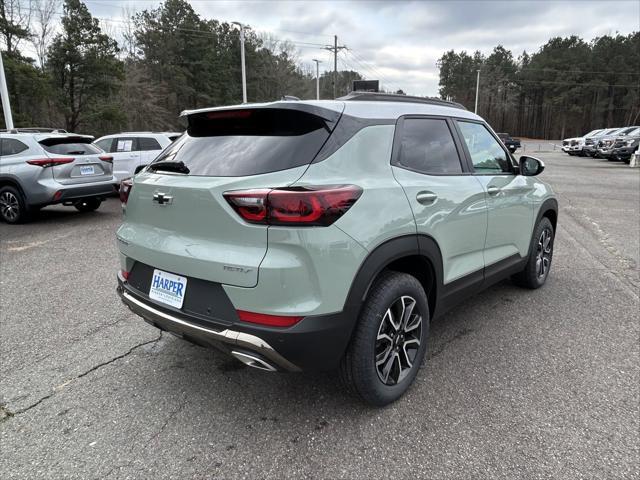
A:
[[416, 191, 438, 205], [487, 186, 501, 196]]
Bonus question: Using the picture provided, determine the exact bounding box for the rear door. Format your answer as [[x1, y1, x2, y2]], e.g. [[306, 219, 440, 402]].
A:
[[110, 137, 140, 181], [38, 136, 113, 185], [391, 116, 488, 284], [117, 106, 343, 288]]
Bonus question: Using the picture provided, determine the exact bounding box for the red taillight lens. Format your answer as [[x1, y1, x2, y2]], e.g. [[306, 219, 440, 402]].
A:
[[224, 185, 362, 227], [120, 178, 133, 204], [223, 189, 270, 222], [236, 310, 303, 327], [121, 270, 130, 280], [99, 155, 113, 163], [26, 157, 74, 167]]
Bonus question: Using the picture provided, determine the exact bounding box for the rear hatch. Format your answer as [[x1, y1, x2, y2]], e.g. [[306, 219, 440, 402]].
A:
[[38, 135, 113, 184], [117, 104, 343, 288]]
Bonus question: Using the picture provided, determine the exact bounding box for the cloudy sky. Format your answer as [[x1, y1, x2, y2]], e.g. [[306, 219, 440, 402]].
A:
[[84, 0, 640, 96]]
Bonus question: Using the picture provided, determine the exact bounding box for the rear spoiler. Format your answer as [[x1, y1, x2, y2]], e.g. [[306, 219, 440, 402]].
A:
[[38, 134, 95, 146], [180, 102, 344, 125]]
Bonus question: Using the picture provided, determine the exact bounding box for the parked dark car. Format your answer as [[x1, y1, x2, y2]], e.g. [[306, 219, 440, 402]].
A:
[[610, 128, 640, 163], [596, 126, 639, 159], [497, 133, 521, 153], [583, 128, 621, 157]]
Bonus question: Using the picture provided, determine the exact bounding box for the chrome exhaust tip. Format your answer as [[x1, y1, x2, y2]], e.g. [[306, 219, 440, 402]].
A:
[[231, 351, 277, 372]]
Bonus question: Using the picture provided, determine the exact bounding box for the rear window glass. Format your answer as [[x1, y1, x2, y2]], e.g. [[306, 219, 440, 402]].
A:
[[148, 109, 331, 177], [40, 138, 100, 155]]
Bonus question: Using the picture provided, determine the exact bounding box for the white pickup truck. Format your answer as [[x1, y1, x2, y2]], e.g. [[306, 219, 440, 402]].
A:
[[561, 129, 603, 156]]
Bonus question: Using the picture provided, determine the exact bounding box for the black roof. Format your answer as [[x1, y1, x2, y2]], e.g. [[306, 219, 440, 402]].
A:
[[338, 92, 467, 110]]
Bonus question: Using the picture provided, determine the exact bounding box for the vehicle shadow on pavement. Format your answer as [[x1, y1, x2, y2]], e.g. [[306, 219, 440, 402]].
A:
[[143, 277, 526, 419]]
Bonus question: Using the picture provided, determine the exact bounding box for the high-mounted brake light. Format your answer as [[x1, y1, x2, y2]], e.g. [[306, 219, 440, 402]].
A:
[[99, 155, 113, 163], [224, 185, 362, 227], [236, 310, 303, 327], [120, 178, 133, 205], [26, 157, 74, 167], [206, 110, 252, 120]]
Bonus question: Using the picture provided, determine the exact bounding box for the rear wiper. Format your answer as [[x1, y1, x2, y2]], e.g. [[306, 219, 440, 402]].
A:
[[147, 160, 190, 174]]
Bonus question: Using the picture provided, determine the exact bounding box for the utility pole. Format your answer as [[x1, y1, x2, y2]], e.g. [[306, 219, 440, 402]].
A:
[[232, 22, 247, 103], [312, 59, 322, 100], [474, 69, 480, 114], [0, 51, 14, 129], [323, 36, 346, 99]]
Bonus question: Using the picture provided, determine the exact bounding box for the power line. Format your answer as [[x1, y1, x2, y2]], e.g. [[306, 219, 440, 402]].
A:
[[343, 50, 401, 93]]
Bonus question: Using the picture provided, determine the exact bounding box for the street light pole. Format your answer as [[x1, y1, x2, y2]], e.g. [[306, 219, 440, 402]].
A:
[[233, 22, 247, 103], [312, 59, 322, 100], [0, 51, 14, 129], [474, 69, 480, 114]]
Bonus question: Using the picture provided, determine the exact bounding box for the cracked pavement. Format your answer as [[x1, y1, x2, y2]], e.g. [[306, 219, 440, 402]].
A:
[[1, 152, 638, 479]]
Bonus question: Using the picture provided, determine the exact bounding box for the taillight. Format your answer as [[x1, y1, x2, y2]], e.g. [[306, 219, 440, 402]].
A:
[[121, 270, 130, 280], [99, 155, 113, 163], [26, 157, 74, 167], [120, 178, 133, 204], [224, 185, 362, 227], [236, 310, 303, 327]]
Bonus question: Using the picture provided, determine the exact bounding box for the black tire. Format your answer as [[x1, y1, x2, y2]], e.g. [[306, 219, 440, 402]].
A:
[[0, 185, 30, 224], [511, 217, 554, 289], [339, 271, 429, 406], [74, 198, 102, 212]]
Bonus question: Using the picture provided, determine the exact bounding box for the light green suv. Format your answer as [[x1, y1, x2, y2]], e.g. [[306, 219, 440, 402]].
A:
[[116, 92, 557, 406]]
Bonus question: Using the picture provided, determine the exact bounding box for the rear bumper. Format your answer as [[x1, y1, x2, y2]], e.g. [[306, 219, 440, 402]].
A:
[[28, 177, 118, 206], [116, 274, 355, 372]]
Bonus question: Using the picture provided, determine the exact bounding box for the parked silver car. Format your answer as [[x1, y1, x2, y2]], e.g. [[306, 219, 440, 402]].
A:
[[0, 129, 117, 223]]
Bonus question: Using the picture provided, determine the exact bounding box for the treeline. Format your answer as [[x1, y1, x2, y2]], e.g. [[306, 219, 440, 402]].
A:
[[0, 0, 362, 135], [438, 34, 640, 139]]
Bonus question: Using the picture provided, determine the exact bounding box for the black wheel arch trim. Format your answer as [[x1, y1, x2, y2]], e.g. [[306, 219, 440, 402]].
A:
[[531, 198, 558, 256], [341, 234, 444, 326], [0, 175, 26, 197]]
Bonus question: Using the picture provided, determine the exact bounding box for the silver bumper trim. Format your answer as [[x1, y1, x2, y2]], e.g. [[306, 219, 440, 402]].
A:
[[120, 290, 300, 372]]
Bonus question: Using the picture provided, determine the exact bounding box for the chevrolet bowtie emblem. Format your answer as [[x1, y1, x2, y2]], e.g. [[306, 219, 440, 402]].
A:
[[153, 192, 173, 205]]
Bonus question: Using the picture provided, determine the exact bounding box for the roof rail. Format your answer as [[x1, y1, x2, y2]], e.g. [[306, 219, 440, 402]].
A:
[[0, 127, 69, 133], [338, 92, 467, 110]]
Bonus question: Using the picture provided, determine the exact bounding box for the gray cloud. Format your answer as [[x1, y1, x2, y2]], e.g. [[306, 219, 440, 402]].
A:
[[85, 0, 639, 96]]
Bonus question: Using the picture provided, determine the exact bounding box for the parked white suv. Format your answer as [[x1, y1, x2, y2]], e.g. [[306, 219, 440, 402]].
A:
[[93, 132, 182, 182]]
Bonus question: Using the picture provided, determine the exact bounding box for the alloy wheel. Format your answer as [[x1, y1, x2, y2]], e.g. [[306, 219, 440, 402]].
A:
[[536, 228, 553, 279], [375, 295, 422, 386], [0, 191, 20, 222]]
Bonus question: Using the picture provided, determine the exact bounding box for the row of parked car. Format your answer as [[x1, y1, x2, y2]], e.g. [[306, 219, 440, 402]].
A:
[[562, 126, 640, 162], [0, 128, 181, 223]]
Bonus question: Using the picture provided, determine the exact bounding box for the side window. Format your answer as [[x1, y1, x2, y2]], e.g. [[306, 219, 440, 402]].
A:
[[1, 138, 29, 156], [95, 138, 113, 152], [395, 118, 463, 174], [138, 137, 162, 151], [115, 137, 136, 152], [457, 121, 511, 174]]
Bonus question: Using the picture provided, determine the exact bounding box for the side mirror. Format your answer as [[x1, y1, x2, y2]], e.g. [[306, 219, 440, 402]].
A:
[[519, 156, 545, 176]]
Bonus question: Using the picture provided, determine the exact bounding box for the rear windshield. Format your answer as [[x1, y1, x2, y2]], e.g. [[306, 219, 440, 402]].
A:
[[40, 137, 100, 155], [148, 108, 331, 176]]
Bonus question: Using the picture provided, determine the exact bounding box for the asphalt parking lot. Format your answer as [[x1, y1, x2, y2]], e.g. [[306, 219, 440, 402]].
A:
[[1, 151, 638, 479]]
